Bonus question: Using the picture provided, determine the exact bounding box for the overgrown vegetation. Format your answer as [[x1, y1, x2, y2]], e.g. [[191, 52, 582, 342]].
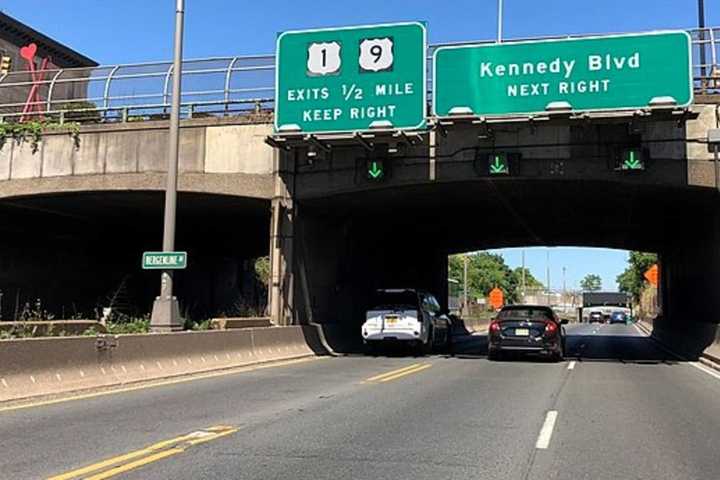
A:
[[617, 251, 658, 301], [0, 119, 80, 153]]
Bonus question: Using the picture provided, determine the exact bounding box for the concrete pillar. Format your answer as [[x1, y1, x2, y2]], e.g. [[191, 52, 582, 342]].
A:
[[268, 149, 295, 326]]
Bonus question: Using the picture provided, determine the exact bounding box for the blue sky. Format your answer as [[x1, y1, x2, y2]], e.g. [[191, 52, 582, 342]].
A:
[[1, 0, 704, 289], [0, 1, 716, 63], [488, 247, 631, 291]]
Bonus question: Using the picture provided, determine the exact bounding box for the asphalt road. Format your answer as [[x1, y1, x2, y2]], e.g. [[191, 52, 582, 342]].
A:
[[2, 323, 720, 480]]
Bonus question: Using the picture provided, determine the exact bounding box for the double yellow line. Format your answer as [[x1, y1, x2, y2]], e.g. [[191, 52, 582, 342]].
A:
[[48, 425, 238, 480], [364, 363, 432, 383]]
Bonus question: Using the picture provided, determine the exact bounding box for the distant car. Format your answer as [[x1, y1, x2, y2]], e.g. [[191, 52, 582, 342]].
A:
[[362, 289, 451, 353], [588, 311, 604, 324], [610, 311, 628, 324], [488, 305, 567, 361]]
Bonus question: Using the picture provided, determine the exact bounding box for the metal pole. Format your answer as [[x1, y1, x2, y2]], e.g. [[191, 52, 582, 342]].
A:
[[699, 0, 707, 91], [463, 255, 469, 317], [546, 249, 550, 306], [497, 0, 503, 43], [521, 249, 526, 300], [150, 0, 185, 332]]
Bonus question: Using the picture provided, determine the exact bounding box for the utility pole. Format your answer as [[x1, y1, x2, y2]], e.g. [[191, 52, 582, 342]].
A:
[[562, 266, 566, 304], [546, 249, 550, 306], [497, 0, 503, 43], [463, 254, 469, 317], [521, 249, 526, 301], [150, 0, 185, 332]]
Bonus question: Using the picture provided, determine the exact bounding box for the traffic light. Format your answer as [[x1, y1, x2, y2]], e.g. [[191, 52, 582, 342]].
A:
[[0, 55, 11, 75], [366, 159, 384, 180], [615, 148, 646, 171]]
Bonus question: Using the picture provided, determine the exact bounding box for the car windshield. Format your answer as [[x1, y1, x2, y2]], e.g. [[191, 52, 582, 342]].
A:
[[370, 291, 418, 310], [498, 308, 553, 321]]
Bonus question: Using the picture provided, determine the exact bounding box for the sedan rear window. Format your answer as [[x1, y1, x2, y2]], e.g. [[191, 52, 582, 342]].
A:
[[498, 308, 553, 321], [370, 291, 418, 310]]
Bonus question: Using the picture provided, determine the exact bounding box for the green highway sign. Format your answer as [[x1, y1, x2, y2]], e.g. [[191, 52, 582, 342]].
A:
[[275, 22, 426, 134], [142, 251, 187, 270], [489, 154, 509, 175], [367, 159, 384, 179], [433, 31, 692, 118]]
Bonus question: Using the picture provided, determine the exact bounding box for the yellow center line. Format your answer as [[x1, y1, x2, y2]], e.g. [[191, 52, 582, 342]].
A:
[[47, 425, 237, 480], [82, 448, 184, 480], [378, 363, 432, 382], [364, 363, 424, 383]]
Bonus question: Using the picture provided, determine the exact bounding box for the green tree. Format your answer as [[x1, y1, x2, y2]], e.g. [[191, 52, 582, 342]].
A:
[[617, 251, 658, 301], [580, 274, 602, 291], [448, 253, 543, 303]]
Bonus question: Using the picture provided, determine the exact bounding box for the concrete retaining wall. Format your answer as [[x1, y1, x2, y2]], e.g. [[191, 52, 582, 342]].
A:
[[0, 326, 324, 403]]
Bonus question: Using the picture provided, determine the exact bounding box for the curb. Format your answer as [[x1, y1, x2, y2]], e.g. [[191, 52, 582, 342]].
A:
[[635, 321, 720, 373]]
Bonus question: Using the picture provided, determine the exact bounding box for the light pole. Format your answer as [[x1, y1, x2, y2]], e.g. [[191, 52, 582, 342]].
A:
[[150, 0, 185, 332], [497, 0, 504, 43], [463, 254, 469, 317], [545, 249, 550, 306], [698, 0, 707, 91]]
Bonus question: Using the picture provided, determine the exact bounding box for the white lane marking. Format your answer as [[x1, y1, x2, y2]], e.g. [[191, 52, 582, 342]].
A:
[[690, 362, 720, 381], [632, 323, 646, 336], [536, 410, 558, 449], [567, 361, 576, 370]]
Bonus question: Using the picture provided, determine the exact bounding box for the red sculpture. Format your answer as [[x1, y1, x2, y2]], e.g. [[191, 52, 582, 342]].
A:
[[19, 43, 49, 122]]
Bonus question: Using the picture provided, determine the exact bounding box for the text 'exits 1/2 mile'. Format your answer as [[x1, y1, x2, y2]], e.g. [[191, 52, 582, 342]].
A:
[[286, 82, 416, 123]]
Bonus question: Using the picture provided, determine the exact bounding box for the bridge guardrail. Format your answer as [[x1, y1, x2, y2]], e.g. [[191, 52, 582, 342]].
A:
[[0, 27, 718, 125]]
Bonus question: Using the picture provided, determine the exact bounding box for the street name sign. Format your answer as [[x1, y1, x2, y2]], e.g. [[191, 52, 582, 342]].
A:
[[142, 251, 187, 270], [433, 31, 692, 118], [275, 22, 426, 134]]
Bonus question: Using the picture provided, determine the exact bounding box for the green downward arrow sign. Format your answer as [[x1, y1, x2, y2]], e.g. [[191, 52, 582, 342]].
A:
[[368, 161, 383, 179], [623, 151, 642, 170], [489, 155, 508, 174]]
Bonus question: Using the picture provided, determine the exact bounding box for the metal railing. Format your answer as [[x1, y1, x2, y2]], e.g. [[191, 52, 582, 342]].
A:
[[0, 27, 717, 124]]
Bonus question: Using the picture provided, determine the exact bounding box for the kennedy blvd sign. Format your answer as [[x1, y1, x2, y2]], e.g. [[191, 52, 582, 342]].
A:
[[142, 251, 187, 270], [433, 31, 692, 118], [275, 22, 426, 134]]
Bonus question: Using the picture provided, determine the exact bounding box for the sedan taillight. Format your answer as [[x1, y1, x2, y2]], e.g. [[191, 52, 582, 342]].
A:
[[544, 321, 558, 336], [489, 320, 501, 334]]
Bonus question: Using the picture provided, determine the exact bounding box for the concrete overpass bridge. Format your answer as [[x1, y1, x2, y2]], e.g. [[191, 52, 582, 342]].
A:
[[0, 27, 719, 354]]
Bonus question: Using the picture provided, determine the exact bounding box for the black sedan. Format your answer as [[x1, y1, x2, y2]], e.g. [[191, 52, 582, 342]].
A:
[[488, 305, 568, 361]]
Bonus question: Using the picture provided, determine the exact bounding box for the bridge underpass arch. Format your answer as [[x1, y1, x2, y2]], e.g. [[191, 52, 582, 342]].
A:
[[0, 190, 270, 323], [286, 178, 720, 356]]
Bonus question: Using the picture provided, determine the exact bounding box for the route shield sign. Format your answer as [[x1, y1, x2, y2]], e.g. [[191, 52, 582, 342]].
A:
[[142, 251, 187, 270], [433, 31, 692, 118], [275, 22, 426, 134]]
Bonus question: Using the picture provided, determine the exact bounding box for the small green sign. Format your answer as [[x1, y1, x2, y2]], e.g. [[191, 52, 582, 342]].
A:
[[489, 154, 509, 175], [620, 149, 644, 170], [275, 22, 427, 134], [367, 160, 384, 179], [433, 31, 692, 118], [142, 251, 187, 270]]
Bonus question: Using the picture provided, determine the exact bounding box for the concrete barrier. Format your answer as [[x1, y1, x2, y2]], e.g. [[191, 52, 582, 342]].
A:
[[0, 326, 323, 404], [210, 317, 272, 330]]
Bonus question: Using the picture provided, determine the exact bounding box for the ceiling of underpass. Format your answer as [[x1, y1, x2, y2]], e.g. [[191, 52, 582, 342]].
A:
[[300, 178, 719, 254]]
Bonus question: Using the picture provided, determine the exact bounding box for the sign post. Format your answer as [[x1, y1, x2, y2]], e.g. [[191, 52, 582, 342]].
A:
[[434, 31, 692, 118], [275, 22, 426, 134]]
